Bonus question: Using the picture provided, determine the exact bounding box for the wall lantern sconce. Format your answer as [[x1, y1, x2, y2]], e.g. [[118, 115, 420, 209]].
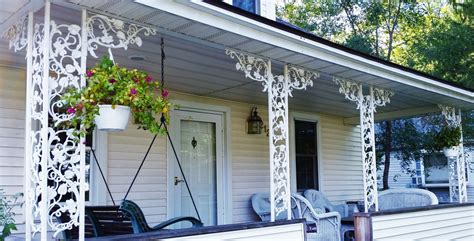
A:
[[247, 107, 268, 136]]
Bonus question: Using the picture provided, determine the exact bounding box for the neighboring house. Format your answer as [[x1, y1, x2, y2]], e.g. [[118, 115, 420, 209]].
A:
[[0, 0, 473, 240], [377, 148, 474, 202]]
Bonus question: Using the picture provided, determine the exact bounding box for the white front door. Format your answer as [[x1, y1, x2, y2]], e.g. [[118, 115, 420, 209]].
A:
[[170, 110, 223, 227]]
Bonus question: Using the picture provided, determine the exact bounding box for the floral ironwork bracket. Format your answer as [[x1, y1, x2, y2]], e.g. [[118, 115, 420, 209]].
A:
[[3, 15, 28, 52], [287, 65, 318, 97], [225, 48, 270, 91], [87, 14, 157, 58]]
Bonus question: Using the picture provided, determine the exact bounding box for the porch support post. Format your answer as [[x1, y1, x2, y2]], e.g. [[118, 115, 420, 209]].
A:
[[3, 8, 44, 240], [40, 2, 51, 239], [78, 8, 89, 240], [226, 49, 318, 221], [24, 11, 34, 241], [439, 105, 468, 203], [334, 78, 393, 212]]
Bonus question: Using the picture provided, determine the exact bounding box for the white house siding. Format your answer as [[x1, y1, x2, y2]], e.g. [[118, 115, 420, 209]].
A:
[[0, 66, 25, 227], [107, 128, 168, 225], [319, 117, 364, 203], [376, 153, 413, 189], [371, 205, 474, 240]]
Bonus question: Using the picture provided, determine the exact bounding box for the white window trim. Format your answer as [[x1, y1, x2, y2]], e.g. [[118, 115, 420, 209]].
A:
[[166, 99, 233, 224], [289, 112, 322, 193]]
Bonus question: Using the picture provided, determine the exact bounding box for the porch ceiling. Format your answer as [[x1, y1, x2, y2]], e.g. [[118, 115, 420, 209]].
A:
[[1, 0, 472, 120]]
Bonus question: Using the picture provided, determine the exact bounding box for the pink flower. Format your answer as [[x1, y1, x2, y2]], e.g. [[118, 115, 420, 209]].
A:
[[67, 107, 76, 114], [86, 70, 93, 78], [161, 90, 169, 98], [145, 76, 153, 83], [108, 78, 116, 84], [130, 88, 137, 95]]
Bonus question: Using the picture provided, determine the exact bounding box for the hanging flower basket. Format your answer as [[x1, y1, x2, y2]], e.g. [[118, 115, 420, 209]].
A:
[[95, 105, 131, 131], [433, 125, 462, 158], [62, 56, 172, 137], [443, 146, 459, 158]]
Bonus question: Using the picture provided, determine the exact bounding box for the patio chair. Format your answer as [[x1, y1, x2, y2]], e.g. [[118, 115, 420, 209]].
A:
[[119, 199, 203, 233], [251, 193, 341, 241], [378, 188, 439, 211], [303, 189, 349, 218], [291, 193, 341, 241]]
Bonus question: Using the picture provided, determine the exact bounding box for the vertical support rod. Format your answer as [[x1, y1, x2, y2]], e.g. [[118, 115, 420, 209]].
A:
[[40, 1, 51, 239], [457, 110, 467, 203], [369, 87, 379, 211], [358, 86, 368, 212], [283, 64, 291, 220], [268, 60, 275, 222], [24, 11, 34, 241], [78, 8, 88, 241]]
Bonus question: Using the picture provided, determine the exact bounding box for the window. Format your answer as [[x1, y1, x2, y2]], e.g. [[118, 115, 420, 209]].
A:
[[294, 120, 318, 191], [411, 160, 424, 185], [233, 0, 259, 14]]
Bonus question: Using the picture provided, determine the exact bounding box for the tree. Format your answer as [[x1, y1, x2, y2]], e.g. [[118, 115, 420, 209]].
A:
[[277, 0, 473, 189]]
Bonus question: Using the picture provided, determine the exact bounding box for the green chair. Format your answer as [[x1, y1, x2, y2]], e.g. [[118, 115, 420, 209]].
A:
[[119, 199, 203, 233]]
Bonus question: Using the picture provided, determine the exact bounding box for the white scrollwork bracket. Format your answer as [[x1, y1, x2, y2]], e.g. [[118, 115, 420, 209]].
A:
[[287, 65, 318, 97], [439, 104, 460, 127], [3, 15, 28, 52], [334, 78, 362, 103], [372, 87, 393, 108], [334, 78, 393, 212], [225, 48, 271, 91], [87, 14, 156, 58]]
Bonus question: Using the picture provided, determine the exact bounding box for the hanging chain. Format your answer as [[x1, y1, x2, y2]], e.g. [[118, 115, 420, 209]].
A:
[[161, 37, 165, 92]]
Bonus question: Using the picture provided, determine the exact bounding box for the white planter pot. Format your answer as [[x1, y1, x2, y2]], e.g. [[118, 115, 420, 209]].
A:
[[95, 105, 130, 131], [443, 146, 459, 158]]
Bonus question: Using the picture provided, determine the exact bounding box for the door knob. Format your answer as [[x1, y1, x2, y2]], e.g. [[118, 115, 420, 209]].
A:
[[174, 176, 184, 186]]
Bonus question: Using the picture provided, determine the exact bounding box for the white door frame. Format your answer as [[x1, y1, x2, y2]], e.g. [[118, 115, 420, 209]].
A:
[[166, 100, 232, 224]]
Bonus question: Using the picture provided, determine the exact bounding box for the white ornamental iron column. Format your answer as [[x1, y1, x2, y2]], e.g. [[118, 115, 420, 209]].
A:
[[334, 78, 393, 212], [439, 105, 468, 203], [3, 6, 156, 241], [3, 1, 88, 239], [226, 49, 318, 221]]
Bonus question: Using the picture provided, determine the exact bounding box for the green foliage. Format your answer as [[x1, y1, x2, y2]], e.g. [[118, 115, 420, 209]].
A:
[[375, 119, 428, 172], [62, 56, 172, 137], [433, 126, 462, 150], [0, 190, 23, 241], [278, 0, 473, 187]]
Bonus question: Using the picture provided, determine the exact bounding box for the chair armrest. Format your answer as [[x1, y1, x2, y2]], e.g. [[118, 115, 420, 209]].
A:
[[312, 211, 341, 222], [150, 216, 203, 230]]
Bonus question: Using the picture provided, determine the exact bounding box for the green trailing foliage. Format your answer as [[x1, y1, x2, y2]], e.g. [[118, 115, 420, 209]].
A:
[[62, 56, 172, 137], [432, 126, 462, 150], [0, 190, 23, 241]]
